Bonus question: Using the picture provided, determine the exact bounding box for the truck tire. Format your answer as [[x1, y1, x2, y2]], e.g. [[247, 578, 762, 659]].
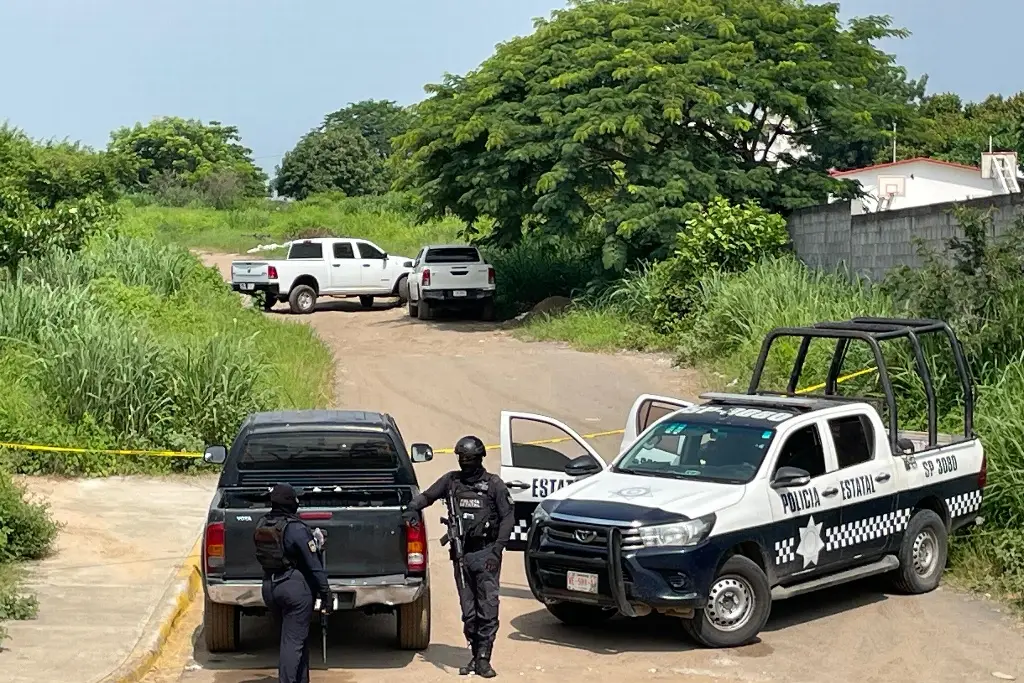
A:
[[544, 602, 616, 627], [480, 299, 496, 321], [288, 285, 317, 314], [203, 596, 240, 653], [396, 276, 410, 304], [417, 299, 433, 321], [892, 509, 947, 594], [396, 587, 430, 650], [681, 555, 771, 648], [407, 299, 418, 318], [359, 295, 374, 309]]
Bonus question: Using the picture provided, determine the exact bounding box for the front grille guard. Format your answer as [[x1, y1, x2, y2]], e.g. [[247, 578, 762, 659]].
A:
[[526, 520, 638, 618]]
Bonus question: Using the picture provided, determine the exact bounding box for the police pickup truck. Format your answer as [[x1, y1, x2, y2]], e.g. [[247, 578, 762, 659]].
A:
[[199, 410, 434, 653], [512, 318, 985, 648]]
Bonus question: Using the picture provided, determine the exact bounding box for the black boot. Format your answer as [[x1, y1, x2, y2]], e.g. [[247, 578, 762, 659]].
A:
[[458, 639, 478, 676], [475, 643, 496, 678]]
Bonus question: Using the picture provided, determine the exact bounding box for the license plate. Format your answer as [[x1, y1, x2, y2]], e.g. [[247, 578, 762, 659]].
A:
[[452, 290, 467, 297], [240, 283, 254, 291], [566, 570, 598, 594]]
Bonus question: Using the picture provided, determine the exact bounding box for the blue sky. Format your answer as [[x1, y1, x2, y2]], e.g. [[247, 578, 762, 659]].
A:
[[1, 1, 1019, 176]]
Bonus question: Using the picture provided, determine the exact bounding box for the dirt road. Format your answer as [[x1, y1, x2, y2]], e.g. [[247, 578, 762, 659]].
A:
[[147, 254, 1024, 683]]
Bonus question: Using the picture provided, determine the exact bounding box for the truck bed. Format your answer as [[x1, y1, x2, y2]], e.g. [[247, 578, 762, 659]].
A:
[[218, 486, 412, 580]]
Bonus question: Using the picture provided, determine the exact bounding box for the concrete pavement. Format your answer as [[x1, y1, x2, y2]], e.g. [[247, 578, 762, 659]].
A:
[[0, 475, 217, 683]]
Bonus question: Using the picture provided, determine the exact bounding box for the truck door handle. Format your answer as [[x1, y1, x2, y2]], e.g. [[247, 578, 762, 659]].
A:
[[875, 472, 891, 483], [507, 480, 529, 490], [333, 264, 340, 267], [821, 487, 839, 497], [363, 264, 371, 268]]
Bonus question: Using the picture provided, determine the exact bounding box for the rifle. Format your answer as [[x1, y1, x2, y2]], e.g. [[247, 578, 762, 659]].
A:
[[439, 484, 468, 593], [312, 527, 330, 665]]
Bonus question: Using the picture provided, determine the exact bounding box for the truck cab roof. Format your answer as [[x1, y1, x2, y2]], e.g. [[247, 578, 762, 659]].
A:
[[241, 410, 396, 435]]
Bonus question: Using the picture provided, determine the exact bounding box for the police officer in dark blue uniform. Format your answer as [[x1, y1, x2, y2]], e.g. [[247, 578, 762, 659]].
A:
[[254, 483, 331, 683], [402, 436, 514, 678]]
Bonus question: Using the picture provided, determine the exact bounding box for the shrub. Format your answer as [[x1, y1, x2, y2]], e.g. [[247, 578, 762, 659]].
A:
[[0, 469, 57, 564]]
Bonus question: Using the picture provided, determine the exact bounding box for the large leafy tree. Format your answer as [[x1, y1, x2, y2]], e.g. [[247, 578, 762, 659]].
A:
[[322, 99, 413, 159], [396, 0, 920, 269], [0, 125, 117, 277], [273, 126, 388, 200], [108, 116, 267, 196]]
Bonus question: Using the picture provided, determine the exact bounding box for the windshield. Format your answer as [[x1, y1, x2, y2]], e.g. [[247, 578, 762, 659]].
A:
[[237, 432, 399, 470], [612, 419, 776, 484]]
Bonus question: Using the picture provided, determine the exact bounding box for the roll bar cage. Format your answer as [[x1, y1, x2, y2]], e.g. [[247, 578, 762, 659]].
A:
[[748, 317, 975, 454]]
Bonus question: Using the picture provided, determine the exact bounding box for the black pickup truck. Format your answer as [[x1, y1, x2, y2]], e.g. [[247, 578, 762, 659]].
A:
[[199, 410, 435, 652]]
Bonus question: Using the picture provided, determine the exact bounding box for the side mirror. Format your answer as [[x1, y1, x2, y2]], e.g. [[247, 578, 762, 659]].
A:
[[204, 445, 227, 465], [410, 443, 433, 463], [770, 466, 811, 490], [382, 252, 388, 260], [564, 454, 602, 478], [403, 260, 413, 268]]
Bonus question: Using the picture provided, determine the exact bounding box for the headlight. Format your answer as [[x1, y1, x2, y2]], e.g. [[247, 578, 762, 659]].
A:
[[638, 515, 714, 548], [531, 504, 552, 524]]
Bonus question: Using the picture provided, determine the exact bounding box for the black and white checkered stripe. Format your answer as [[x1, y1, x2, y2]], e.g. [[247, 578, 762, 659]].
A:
[[824, 508, 911, 551], [510, 519, 530, 542], [774, 537, 796, 565], [946, 490, 982, 519]]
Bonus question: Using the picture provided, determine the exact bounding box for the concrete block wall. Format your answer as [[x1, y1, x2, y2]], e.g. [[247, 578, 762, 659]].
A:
[[787, 193, 1024, 280]]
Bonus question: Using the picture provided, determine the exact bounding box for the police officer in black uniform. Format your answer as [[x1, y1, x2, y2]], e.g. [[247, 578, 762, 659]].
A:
[[253, 483, 331, 683], [402, 435, 514, 678]]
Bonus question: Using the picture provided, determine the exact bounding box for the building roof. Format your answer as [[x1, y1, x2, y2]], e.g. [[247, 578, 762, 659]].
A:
[[829, 157, 980, 178]]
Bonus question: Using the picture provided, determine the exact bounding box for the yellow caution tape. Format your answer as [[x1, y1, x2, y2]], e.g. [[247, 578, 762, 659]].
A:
[[0, 367, 880, 459]]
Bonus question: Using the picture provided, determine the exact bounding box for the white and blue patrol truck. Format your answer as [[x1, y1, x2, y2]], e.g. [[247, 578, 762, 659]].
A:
[[505, 318, 986, 648]]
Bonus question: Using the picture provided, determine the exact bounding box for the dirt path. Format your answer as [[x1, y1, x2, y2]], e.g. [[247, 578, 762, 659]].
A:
[[147, 253, 1024, 683]]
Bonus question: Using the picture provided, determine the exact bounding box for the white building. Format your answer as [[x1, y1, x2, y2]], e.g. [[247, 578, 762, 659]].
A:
[[830, 153, 1022, 215]]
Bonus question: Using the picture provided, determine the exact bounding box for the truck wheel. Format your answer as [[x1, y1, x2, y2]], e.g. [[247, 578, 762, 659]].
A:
[[544, 602, 616, 627], [480, 300, 496, 321], [682, 555, 770, 648], [396, 588, 430, 650], [417, 299, 433, 321], [892, 509, 947, 594], [396, 276, 410, 303], [407, 299, 419, 318], [203, 596, 240, 653], [288, 285, 317, 314], [359, 295, 374, 309]]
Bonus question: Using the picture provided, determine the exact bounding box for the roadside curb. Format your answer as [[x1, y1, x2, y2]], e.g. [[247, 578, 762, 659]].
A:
[[98, 537, 203, 683]]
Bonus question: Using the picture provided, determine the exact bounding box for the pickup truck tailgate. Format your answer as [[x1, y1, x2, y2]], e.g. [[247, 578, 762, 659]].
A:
[[231, 261, 273, 284], [424, 263, 491, 290], [219, 489, 409, 579]]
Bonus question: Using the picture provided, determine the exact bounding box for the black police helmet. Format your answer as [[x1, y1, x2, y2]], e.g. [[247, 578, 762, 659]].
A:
[[454, 435, 486, 459]]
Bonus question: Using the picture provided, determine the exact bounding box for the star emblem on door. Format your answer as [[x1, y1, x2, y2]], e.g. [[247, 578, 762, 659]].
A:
[[796, 515, 825, 568]]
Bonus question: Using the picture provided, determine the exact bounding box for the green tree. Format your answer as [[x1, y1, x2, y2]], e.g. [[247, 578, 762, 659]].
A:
[[108, 116, 267, 196], [322, 99, 413, 159], [274, 126, 388, 200], [396, 0, 918, 270]]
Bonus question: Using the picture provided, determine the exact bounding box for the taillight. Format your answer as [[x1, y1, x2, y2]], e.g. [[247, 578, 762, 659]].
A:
[[205, 522, 225, 573], [979, 452, 987, 489], [406, 518, 427, 572], [421, 268, 431, 287], [267, 265, 278, 279], [487, 266, 495, 285]]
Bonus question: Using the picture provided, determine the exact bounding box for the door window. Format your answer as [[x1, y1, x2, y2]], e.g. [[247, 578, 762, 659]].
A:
[[828, 415, 874, 469], [508, 416, 596, 472], [637, 399, 684, 434], [333, 242, 355, 259], [773, 424, 828, 478], [356, 242, 386, 259]]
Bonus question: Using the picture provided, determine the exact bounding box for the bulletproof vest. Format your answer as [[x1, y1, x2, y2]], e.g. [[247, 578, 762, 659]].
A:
[[451, 474, 499, 541], [253, 515, 294, 573]]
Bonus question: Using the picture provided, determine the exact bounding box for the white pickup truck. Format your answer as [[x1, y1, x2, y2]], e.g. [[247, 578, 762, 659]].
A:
[[230, 237, 414, 314], [404, 245, 496, 321], [503, 317, 985, 648]]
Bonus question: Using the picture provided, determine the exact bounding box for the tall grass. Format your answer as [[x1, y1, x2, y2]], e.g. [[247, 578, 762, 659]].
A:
[[0, 233, 333, 476], [119, 195, 464, 257]]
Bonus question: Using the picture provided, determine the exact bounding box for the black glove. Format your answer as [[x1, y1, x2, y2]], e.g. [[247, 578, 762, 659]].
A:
[[320, 593, 333, 614], [401, 508, 419, 526], [485, 546, 502, 573]]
